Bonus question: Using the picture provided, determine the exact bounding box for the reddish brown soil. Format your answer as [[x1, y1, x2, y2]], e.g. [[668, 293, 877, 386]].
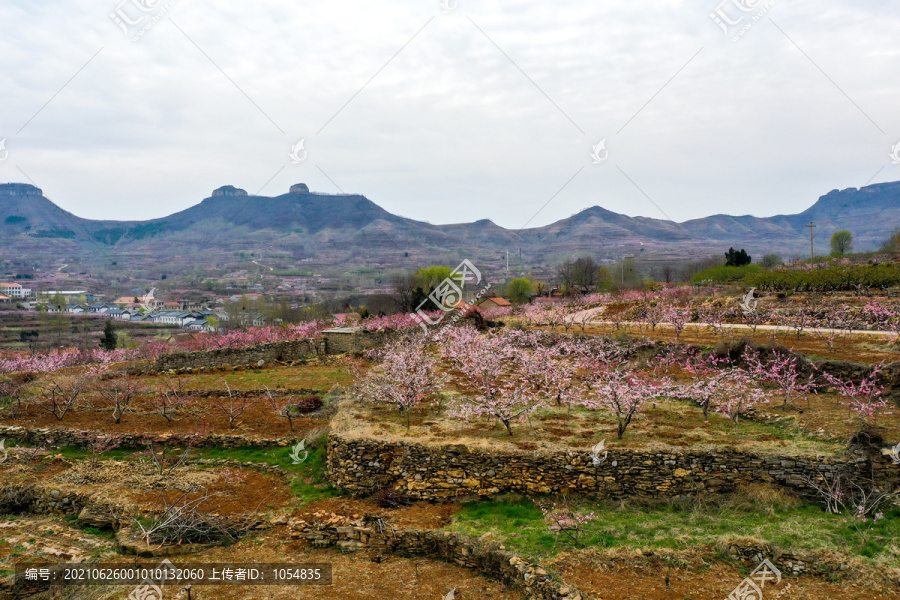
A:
[[292, 497, 461, 530], [1, 362, 353, 437], [127, 470, 294, 517], [2, 396, 329, 438], [0, 462, 296, 517], [551, 551, 898, 600], [124, 529, 527, 600]]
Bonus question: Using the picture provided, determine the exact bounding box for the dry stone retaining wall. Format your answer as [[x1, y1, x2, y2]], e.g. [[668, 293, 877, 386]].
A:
[[0, 424, 297, 449], [288, 519, 583, 600], [147, 339, 324, 373], [327, 436, 900, 501], [0, 483, 129, 528], [131, 328, 396, 374]]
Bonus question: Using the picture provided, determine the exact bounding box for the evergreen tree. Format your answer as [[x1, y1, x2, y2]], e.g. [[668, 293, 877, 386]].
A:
[[724, 247, 751, 267], [100, 320, 118, 351]]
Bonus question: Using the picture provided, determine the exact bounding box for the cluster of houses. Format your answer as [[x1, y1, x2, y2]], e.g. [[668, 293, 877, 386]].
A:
[[46, 302, 225, 331]]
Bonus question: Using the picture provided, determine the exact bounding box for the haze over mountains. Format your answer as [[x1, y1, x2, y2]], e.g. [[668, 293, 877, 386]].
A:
[[1, 180, 898, 271]]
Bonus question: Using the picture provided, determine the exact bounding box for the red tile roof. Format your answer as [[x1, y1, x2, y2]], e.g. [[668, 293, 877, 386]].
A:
[[479, 297, 512, 307]]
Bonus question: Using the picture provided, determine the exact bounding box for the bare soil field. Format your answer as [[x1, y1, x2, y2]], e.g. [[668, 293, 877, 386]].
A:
[[551, 549, 899, 600], [576, 323, 900, 364], [338, 397, 847, 455], [2, 363, 354, 437], [2, 323, 899, 600]]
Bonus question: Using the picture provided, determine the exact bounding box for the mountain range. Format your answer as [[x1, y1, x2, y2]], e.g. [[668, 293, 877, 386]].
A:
[[1, 180, 898, 273]]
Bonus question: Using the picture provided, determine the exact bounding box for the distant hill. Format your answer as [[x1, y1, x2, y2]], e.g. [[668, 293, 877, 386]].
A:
[[1, 180, 898, 271]]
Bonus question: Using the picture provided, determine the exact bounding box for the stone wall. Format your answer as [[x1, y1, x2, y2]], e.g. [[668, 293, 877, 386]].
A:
[[327, 435, 900, 501], [0, 424, 297, 450], [0, 481, 585, 600], [320, 327, 394, 354], [147, 338, 324, 373], [0, 483, 130, 527], [129, 328, 396, 374], [287, 518, 583, 600]]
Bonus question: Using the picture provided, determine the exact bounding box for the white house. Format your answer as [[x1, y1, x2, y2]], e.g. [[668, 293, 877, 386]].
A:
[[105, 309, 132, 321], [85, 303, 118, 314], [151, 311, 195, 326], [0, 283, 31, 298]]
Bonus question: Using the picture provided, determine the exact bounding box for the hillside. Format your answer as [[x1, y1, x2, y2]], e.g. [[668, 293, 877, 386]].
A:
[[0, 181, 897, 273]]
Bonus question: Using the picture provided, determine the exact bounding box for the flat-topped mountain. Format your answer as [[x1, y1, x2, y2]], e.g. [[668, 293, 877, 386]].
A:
[[1, 181, 897, 270]]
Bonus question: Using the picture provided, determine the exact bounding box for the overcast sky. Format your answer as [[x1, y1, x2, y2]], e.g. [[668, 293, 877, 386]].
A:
[[0, 0, 898, 229]]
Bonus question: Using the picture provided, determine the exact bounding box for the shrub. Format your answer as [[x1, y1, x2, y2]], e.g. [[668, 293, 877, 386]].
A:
[[293, 395, 323, 414], [372, 488, 413, 509], [689, 265, 762, 284], [0, 485, 36, 513]]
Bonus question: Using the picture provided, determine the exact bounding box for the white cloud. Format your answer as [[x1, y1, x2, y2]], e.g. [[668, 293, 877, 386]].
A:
[[0, 0, 897, 227]]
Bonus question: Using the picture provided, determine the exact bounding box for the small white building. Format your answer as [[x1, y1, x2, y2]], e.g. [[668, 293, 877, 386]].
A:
[[105, 309, 132, 321], [0, 283, 31, 298]]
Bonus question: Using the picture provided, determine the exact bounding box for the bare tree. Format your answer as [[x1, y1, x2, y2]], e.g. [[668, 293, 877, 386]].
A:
[[0, 374, 30, 418], [144, 431, 204, 477], [662, 265, 673, 284], [390, 272, 420, 313], [210, 381, 259, 429], [32, 367, 105, 421], [265, 386, 296, 432], [98, 376, 144, 424], [153, 374, 196, 423], [557, 257, 608, 294], [77, 432, 124, 469]]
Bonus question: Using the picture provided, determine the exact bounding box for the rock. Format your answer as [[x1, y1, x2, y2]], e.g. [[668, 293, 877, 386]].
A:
[[77, 506, 117, 530]]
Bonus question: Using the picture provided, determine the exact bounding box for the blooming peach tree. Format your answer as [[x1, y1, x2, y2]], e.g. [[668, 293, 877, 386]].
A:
[[354, 336, 445, 428], [441, 327, 545, 436]]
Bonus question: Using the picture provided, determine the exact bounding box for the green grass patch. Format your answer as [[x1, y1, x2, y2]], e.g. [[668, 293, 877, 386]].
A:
[[448, 494, 900, 569], [690, 265, 763, 284], [286, 442, 338, 504], [54, 446, 139, 461], [25, 437, 337, 505], [80, 526, 116, 540], [193, 440, 337, 504]]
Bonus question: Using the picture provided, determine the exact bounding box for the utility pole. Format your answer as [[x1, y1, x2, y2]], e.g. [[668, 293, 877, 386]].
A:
[[806, 221, 816, 262]]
